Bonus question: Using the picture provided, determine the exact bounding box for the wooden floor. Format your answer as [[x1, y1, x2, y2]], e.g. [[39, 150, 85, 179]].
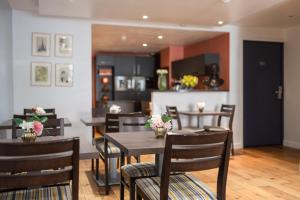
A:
[[79, 146, 300, 200]]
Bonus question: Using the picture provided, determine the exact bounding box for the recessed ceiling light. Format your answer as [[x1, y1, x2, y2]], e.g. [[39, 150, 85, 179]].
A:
[[121, 35, 127, 41], [218, 21, 224, 25], [142, 15, 149, 20], [221, 0, 231, 3], [157, 35, 163, 39], [142, 43, 148, 47]]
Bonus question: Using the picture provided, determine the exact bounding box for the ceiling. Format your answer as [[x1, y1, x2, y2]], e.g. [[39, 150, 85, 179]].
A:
[[9, 0, 292, 27], [236, 0, 300, 28], [8, 0, 300, 53], [92, 25, 225, 53]]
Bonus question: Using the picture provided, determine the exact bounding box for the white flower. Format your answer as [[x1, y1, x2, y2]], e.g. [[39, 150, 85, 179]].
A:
[[34, 106, 46, 115], [19, 121, 33, 131], [109, 105, 121, 114], [196, 102, 205, 110]]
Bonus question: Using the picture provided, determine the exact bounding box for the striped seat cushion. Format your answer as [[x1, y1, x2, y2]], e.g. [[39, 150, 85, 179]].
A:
[[121, 162, 157, 178], [136, 174, 217, 200], [95, 139, 120, 154], [0, 185, 72, 200]]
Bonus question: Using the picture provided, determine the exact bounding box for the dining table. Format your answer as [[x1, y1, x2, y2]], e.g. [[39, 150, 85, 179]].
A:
[[0, 118, 72, 130], [179, 111, 231, 128]]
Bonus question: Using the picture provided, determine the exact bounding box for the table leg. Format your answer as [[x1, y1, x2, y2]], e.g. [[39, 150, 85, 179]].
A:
[[155, 154, 164, 175], [197, 116, 200, 128], [120, 151, 125, 200], [91, 126, 95, 171]]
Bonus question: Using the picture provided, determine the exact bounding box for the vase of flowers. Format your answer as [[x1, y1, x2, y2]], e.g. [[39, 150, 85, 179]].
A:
[[196, 101, 205, 112], [180, 75, 199, 90], [14, 107, 48, 142], [145, 114, 172, 138], [157, 69, 168, 91]]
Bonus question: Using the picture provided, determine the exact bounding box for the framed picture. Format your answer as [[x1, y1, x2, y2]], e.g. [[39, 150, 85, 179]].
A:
[[31, 62, 51, 86], [55, 63, 73, 87], [32, 33, 51, 57], [115, 76, 127, 91], [55, 34, 73, 57]]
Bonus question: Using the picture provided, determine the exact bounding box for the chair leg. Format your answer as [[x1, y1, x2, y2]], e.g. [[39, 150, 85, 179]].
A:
[[127, 156, 132, 164], [91, 159, 94, 171], [136, 156, 141, 163], [129, 178, 136, 200], [136, 187, 142, 200], [95, 158, 99, 180], [104, 157, 109, 195], [231, 137, 235, 156]]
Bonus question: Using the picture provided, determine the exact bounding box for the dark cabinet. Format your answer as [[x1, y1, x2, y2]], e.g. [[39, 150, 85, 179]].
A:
[[114, 56, 136, 76], [97, 55, 114, 66], [136, 56, 155, 77]]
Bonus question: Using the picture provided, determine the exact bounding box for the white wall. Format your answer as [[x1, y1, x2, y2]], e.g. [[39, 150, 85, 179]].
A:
[[284, 25, 300, 149], [12, 10, 92, 140], [0, 0, 13, 136]]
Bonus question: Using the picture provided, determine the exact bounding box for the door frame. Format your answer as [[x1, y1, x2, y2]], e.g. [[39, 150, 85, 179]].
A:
[[243, 40, 284, 147]]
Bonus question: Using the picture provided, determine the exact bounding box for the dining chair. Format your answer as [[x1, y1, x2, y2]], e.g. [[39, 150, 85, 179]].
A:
[[94, 112, 145, 195], [136, 131, 232, 200], [24, 108, 56, 115], [12, 116, 64, 138], [166, 106, 182, 130], [204, 104, 236, 155], [119, 116, 157, 200], [0, 137, 79, 200]]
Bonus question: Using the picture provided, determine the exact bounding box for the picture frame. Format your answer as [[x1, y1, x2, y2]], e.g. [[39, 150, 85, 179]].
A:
[[55, 34, 73, 57], [31, 62, 51, 86], [32, 33, 51, 57], [55, 63, 73, 87], [115, 76, 128, 91]]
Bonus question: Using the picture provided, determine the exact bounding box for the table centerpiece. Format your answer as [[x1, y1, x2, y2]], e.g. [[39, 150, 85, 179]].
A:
[[14, 106, 48, 142], [145, 114, 172, 138]]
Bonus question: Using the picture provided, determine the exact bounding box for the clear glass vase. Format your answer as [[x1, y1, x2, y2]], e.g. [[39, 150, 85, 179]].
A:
[[158, 74, 167, 91]]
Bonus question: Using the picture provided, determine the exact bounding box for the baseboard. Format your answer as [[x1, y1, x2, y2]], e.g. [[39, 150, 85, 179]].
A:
[[283, 140, 300, 149]]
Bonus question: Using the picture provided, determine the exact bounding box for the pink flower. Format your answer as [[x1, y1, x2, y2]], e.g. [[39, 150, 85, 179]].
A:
[[163, 122, 172, 130], [33, 121, 43, 136]]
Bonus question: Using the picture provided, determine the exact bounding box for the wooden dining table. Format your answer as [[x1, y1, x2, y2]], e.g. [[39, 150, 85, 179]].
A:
[[0, 118, 72, 130], [179, 111, 231, 128]]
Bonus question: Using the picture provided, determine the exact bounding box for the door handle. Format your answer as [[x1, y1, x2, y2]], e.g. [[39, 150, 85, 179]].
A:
[[275, 86, 283, 100]]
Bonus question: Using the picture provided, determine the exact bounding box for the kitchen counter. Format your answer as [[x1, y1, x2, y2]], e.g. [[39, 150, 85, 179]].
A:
[[151, 90, 229, 127]]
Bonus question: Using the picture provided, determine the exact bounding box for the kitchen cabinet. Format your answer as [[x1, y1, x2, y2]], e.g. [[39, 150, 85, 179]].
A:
[[114, 56, 136, 76], [136, 56, 155, 77], [97, 55, 114, 66]]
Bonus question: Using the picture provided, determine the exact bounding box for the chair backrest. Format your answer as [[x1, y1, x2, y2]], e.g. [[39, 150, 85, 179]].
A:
[[119, 116, 151, 132], [105, 113, 145, 133], [0, 137, 79, 200], [217, 104, 236, 130], [12, 117, 64, 138], [42, 118, 65, 136], [24, 108, 56, 115], [166, 106, 182, 130], [160, 131, 232, 200]]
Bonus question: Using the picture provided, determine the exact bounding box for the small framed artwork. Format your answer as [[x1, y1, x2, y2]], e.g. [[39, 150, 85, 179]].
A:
[[32, 33, 51, 57], [115, 76, 127, 91], [55, 63, 73, 87], [31, 62, 51, 86], [55, 34, 73, 57]]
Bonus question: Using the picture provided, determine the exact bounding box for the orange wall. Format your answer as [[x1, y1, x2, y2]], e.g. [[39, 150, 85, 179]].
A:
[[160, 46, 184, 86], [184, 33, 230, 90], [160, 33, 229, 90]]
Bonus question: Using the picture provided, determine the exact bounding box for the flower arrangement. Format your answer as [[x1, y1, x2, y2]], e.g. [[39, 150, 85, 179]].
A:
[[156, 69, 168, 75], [145, 114, 172, 138], [196, 101, 205, 112], [109, 104, 121, 114], [180, 75, 199, 89], [14, 107, 48, 140]]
